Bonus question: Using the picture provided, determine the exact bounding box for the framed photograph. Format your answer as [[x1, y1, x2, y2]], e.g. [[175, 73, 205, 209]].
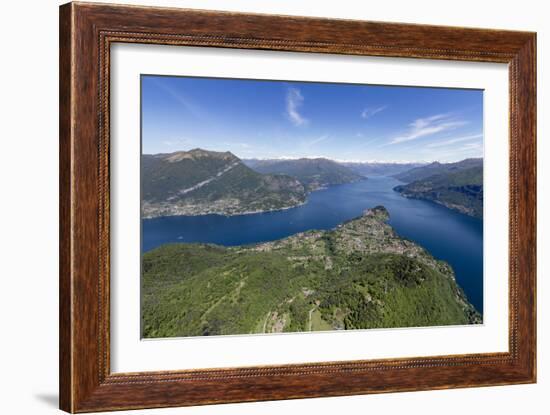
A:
[[59, 2, 536, 412]]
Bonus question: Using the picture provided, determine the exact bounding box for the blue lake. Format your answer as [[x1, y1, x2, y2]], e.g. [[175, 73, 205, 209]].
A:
[[142, 176, 483, 314]]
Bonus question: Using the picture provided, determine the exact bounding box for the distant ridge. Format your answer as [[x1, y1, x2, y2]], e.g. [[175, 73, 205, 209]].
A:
[[394, 158, 482, 183], [393, 158, 483, 218], [243, 157, 364, 191], [340, 161, 426, 177]]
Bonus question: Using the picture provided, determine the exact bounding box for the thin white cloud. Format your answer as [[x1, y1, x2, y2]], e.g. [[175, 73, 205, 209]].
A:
[[286, 88, 308, 126], [361, 105, 387, 119], [306, 134, 329, 147], [151, 79, 204, 119], [409, 113, 448, 129], [460, 142, 483, 151], [387, 113, 467, 145], [426, 133, 483, 148], [360, 136, 381, 147]]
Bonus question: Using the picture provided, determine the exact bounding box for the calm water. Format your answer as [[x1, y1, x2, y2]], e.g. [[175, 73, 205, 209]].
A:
[[142, 176, 483, 313]]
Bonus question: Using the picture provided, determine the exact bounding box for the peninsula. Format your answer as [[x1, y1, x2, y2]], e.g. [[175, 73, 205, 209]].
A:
[[142, 206, 481, 338]]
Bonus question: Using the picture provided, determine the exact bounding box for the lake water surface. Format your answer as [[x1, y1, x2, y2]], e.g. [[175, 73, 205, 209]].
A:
[[142, 176, 483, 313]]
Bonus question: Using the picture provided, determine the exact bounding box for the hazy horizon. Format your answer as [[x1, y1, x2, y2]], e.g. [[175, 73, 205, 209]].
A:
[[142, 147, 484, 165], [142, 75, 484, 163]]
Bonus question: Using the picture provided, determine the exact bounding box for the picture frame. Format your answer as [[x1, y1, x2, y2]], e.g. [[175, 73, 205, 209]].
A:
[[59, 2, 536, 412]]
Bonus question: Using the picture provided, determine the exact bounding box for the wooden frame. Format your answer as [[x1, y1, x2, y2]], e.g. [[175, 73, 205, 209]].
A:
[[59, 2, 536, 412]]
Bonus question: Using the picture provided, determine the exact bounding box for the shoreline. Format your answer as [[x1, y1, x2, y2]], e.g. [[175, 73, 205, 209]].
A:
[[393, 190, 482, 220], [142, 178, 367, 220], [142, 199, 308, 220]]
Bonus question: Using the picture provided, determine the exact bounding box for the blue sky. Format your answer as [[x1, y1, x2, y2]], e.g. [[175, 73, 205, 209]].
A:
[[141, 75, 483, 163]]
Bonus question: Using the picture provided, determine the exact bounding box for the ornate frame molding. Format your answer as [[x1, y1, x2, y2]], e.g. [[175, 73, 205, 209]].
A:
[[60, 2, 536, 412]]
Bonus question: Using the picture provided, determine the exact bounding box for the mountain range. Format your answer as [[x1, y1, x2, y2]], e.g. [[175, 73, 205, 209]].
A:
[[141, 149, 307, 217], [244, 158, 364, 191], [340, 161, 426, 177], [394, 158, 482, 182], [142, 149, 483, 220], [142, 149, 365, 217], [393, 158, 483, 218]]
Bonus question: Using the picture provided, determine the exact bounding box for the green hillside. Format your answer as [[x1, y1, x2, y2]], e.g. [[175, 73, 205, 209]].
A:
[[245, 158, 364, 191], [142, 206, 480, 338], [394, 162, 483, 219], [142, 149, 307, 217]]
